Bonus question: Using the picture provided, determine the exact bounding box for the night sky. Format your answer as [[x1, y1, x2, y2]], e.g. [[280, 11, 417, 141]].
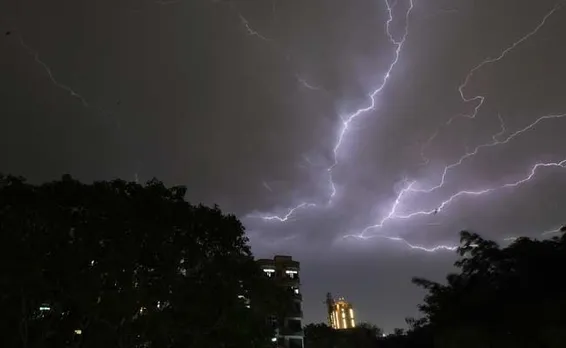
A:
[[2, 0, 566, 332]]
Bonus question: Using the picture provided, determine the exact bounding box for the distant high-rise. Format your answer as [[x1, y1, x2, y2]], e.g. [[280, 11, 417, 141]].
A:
[[257, 255, 303, 348], [326, 293, 356, 330]]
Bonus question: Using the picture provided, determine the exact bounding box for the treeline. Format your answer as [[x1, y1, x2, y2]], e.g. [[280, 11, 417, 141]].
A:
[[305, 229, 566, 348], [0, 175, 291, 348]]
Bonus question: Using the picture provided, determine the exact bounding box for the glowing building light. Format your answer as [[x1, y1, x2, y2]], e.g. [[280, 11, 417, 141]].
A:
[[327, 295, 356, 329], [263, 268, 275, 277]]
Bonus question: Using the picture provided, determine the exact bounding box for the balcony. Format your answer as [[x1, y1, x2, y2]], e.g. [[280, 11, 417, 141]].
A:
[[286, 302, 303, 318], [281, 276, 300, 285], [280, 326, 303, 336]]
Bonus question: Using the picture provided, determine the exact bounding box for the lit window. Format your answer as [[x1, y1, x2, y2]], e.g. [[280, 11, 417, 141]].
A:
[[293, 287, 300, 294], [285, 270, 298, 279], [74, 329, 82, 335], [263, 269, 275, 277]]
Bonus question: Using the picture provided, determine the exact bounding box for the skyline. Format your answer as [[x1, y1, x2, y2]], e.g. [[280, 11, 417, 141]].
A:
[[1, 0, 566, 331]]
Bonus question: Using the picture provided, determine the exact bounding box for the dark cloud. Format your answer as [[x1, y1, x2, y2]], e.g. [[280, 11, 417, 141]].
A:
[[1, 0, 565, 332]]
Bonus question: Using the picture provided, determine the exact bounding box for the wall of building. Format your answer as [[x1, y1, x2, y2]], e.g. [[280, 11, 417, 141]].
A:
[[257, 255, 304, 348]]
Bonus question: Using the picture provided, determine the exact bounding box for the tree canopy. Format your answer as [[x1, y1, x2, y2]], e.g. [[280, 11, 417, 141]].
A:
[[304, 322, 382, 348], [410, 230, 566, 348], [0, 175, 287, 348]]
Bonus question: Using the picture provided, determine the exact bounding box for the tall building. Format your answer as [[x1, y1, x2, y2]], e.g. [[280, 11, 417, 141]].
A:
[[326, 293, 356, 330], [257, 255, 303, 348]]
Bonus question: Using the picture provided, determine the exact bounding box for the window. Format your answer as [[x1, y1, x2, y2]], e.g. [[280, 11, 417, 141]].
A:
[[285, 269, 298, 279], [289, 338, 303, 348], [287, 319, 302, 333], [269, 316, 278, 328], [263, 268, 275, 277]]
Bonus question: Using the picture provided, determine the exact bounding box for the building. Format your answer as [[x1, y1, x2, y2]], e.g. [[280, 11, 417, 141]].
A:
[[326, 293, 356, 330], [257, 255, 303, 348]]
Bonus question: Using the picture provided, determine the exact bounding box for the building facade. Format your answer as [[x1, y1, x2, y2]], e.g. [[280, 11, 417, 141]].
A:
[[257, 255, 303, 348], [326, 293, 356, 330]]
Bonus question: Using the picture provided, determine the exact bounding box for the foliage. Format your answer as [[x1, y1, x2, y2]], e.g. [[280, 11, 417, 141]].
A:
[[412, 230, 566, 348], [304, 322, 382, 348], [0, 174, 287, 348]]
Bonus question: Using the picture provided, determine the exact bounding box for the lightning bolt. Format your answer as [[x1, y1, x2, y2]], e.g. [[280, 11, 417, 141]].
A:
[[541, 226, 564, 236], [453, 4, 559, 124], [361, 159, 566, 236], [343, 233, 458, 252], [358, 112, 565, 242], [412, 113, 566, 195], [256, 0, 415, 221], [504, 225, 565, 240], [9, 29, 124, 131], [421, 5, 560, 159], [331, 0, 414, 163], [250, 202, 317, 222], [295, 74, 321, 91], [419, 130, 438, 165], [347, 222, 564, 254], [383, 236, 458, 252], [237, 13, 272, 42], [17, 34, 90, 107], [262, 181, 273, 192], [233, 4, 326, 98]]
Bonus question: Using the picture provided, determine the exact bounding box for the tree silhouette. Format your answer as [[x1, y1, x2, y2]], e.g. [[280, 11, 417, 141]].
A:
[[0, 175, 286, 348], [411, 230, 566, 348], [304, 322, 383, 348]]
